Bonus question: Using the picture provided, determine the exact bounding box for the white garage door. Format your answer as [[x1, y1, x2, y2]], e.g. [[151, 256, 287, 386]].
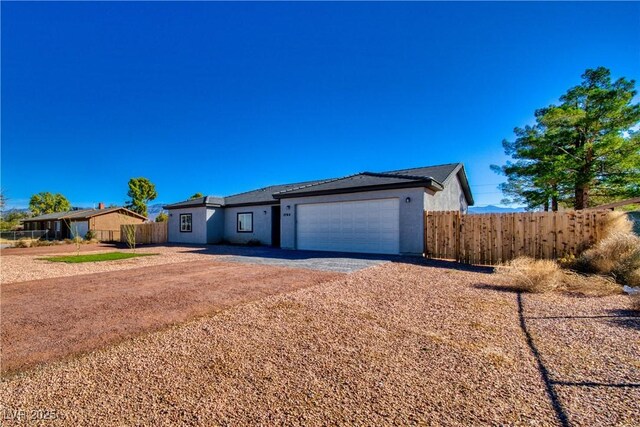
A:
[[296, 198, 400, 254]]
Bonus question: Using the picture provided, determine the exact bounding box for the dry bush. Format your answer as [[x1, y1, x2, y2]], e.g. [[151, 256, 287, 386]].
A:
[[601, 211, 634, 237], [495, 257, 622, 296], [494, 257, 562, 293], [13, 239, 30, 248], [561, 271, 622, 297], [30, 239, 53, 247], [578, 232, 640, 286]]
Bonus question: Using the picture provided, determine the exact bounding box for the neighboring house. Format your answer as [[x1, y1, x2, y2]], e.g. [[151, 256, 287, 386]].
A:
[[164, 163, 473, 255], [22, 203, 147, 239]]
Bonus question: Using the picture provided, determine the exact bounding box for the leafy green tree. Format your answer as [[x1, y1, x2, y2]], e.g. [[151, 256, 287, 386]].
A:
[[494, 67, 640, 210], [155, 212, 168, 222], [189, 192, 204, 200], [125, 177, 157, 217], [0, 211, 30, 230], [29, 192, 71, 216]]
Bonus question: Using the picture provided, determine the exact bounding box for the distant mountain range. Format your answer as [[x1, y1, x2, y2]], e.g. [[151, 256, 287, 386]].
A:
[[468, 205, 526, 214]]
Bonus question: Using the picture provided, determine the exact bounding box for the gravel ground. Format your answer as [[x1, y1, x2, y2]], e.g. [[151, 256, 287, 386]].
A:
[[1, 261, 342, 374], [1, 261, 637, 426], [521, 292, 640, 426], [0, 246, 211, 284]]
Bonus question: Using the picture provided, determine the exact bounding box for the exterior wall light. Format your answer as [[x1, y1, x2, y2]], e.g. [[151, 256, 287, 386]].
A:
[[405, 197, 411, 203]]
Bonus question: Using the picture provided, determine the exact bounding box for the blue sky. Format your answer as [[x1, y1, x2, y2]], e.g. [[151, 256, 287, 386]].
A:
[[2, 2, 639, 209]]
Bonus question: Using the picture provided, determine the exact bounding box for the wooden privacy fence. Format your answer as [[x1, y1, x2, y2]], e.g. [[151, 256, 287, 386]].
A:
[[424, 210, 610, 265], [93, 229, 120, 242], [120, 222, 168, 244]]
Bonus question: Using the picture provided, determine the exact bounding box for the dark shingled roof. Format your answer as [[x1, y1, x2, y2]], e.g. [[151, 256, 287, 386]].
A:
[[272, 173, 443, 198], [223, 179, 326, 206], [162, 196, 225, 210], [164, 163, 473, 209]]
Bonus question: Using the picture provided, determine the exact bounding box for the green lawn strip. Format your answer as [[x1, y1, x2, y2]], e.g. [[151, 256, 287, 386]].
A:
[[41, 252, 158, 263]]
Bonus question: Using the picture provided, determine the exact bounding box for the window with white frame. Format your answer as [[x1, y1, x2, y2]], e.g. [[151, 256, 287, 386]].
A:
[[180, 213, 192, 232], [237, 212, 253, 232]]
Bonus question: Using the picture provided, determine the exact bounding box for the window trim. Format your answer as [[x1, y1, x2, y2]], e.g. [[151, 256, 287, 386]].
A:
[[237, 212, 253, 233], [179, 213, 192, 233]]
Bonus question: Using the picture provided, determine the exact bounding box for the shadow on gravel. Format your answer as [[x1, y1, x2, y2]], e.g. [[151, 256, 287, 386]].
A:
[[473, 281, 640, 425], [472, 283, 519, 293], [525, 310, 640, 332], [606, 309, 640, 331], [517, 292, 571, 427], [151, 244, 497, 273]]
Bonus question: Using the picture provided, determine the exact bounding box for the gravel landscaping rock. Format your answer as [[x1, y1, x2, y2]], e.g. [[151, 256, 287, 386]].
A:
[[1, 261, 342, 374], [1, 246, 210, 284], [1, 261, 636, 426]]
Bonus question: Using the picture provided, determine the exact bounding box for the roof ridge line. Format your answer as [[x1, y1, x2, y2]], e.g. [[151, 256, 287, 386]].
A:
[[223, 177, 330, 200], [362, 171, 439, 181], [383, 162, 461, 174], [272, 173, 363, 195]]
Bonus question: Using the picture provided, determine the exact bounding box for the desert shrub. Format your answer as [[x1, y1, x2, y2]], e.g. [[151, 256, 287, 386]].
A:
[[494, 257, 562, 293], [561, 271, 622, 297], [601, 211, 633, 237], [13, 239, 30, 248], [31, 239, 53, 247], [557, 253, 577, 269], [494, 256, 622, 296], [84, 230, 96, 240], [577, 232, 640, 286], [63, 238, 73, 245], [246, 239, 262, 247]]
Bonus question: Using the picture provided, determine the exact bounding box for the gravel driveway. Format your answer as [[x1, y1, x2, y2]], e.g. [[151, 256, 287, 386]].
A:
[[2, 261, 636, 426], [195, 245, 397, 272], [1, 245, 392, 284], [1, 261, 342, 374]]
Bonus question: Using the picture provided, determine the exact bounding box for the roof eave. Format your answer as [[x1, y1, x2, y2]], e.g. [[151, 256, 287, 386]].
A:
[[163, 202, 223, 210], [273, 180, 443, 199]]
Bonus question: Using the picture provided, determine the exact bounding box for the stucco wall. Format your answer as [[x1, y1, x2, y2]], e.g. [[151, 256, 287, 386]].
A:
[[206, 208, 225, 243], [424, 173, 468, 213], [223, 205, 274, 245], [280, 187, 426, 255], [167, 206, 210, 244]]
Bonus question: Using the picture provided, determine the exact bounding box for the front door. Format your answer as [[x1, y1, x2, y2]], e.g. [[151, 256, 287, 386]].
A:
[[271, 205, 281, 248]]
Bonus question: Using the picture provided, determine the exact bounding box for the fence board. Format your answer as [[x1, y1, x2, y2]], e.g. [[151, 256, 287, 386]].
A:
[[424, 210, 610, 265]]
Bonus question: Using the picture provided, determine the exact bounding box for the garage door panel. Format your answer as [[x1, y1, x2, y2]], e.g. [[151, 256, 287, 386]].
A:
[[297, 198, 400, 254]]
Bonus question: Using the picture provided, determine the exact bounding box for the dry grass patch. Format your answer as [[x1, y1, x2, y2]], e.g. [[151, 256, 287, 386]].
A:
[[561, 271, 623, 297], [494, 257, 562, 293], [601, 210, 634, 236], [577, 232, 640, 286], [495, 257, 622, 296]]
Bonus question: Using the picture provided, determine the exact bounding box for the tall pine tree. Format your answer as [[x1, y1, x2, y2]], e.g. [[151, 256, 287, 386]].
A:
[[494, 67, 640, 210]]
